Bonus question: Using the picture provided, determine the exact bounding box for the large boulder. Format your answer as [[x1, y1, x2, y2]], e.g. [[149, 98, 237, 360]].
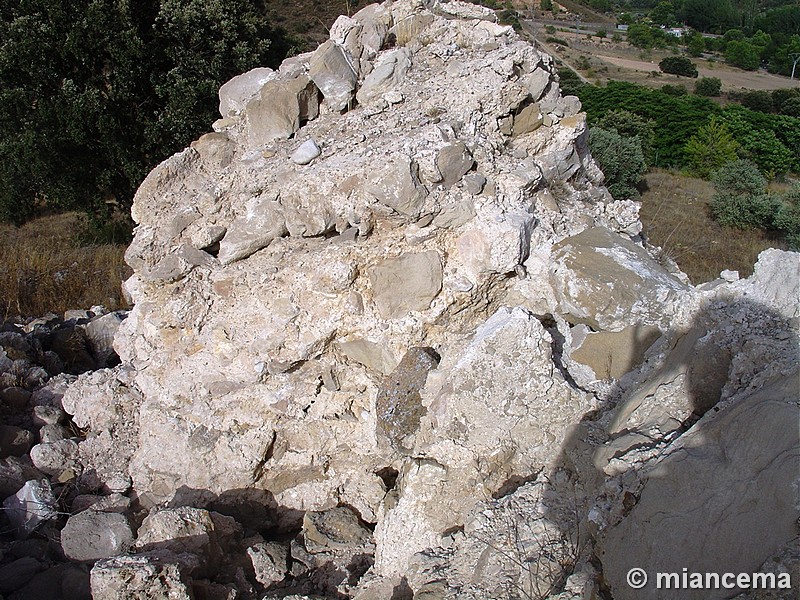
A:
[[309, 40, 358, 112], [599, 372, 800, 600], [245, 75, 320, 146], [550, 226, 689, 330], [61, 511, 134, 562], [369, 251, 443, 318]]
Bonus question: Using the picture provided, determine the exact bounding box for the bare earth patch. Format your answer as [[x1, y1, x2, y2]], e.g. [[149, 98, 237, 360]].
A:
[[639, 170, 787, 284], [596, 54, 799, 91]]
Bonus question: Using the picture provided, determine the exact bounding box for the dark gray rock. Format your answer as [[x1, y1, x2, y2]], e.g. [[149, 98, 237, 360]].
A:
[[376, 347, 441, 451], [0, 425, 34, 458], [436, 142, 474, 187], [61, 511, 134, 562], [0, 557, 44, 594]]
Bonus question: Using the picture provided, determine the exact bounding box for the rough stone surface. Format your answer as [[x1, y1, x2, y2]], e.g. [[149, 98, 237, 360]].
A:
[[247, 541, 289, 585], [135, 507, 227, 577], [550, 226, 689, 330], [34, 2, 799, 599], [303, 506, 374, 554], [245, 75, 320, 146], [2, 479, 58, 538], [369, 251, 443, 318], [291, 139, 322, 165], [29, 439, 79, 476], [219, 67, 276, 118], [309, 40, 358, 111], [364, 157, 427, 216], [376, 347, 440, 451], [356, 48, 411, 105], [435, 142, 474, 187], [90, 552, 194, 600], [61, 511, 134, 562], [600, 373, 800, 600]]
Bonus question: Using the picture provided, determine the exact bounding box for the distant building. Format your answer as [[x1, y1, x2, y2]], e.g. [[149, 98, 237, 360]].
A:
[[665, 27, 688, 37]]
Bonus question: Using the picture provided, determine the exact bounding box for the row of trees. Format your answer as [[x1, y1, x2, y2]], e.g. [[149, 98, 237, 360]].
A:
[[577, 81, 800, 175], [0, 0, 291, 226], [616, 0, 798, 36]]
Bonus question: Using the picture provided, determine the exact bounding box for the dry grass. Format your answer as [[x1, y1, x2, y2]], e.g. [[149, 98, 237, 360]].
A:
[[0, 213, 131, 319], [639, 169, 787, 284]]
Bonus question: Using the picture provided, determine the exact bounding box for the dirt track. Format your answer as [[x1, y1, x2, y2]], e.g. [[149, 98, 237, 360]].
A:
[[596, 54, 800, 91]]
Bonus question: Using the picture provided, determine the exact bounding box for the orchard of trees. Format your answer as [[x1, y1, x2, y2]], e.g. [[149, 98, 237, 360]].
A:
[[575, 80, 800, 248], [0, 0, 292, 227]]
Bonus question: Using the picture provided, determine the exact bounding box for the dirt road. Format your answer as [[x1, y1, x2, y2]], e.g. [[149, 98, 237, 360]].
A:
[[596, 54, 799, 91]]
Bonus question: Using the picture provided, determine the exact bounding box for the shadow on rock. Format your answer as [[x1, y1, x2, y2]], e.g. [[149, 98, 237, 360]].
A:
[[543, 296, 800, 600]]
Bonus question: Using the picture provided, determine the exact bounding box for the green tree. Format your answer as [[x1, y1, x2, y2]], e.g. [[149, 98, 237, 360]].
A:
[[684, 117, 739, 178], [588, 127, 648, 200], [711, 158, 766, 197], [0, 0, 286, 225], [659, 55, 699, 77], [596, 110, 656, 163], [679, 0, 739, 33], [541, 0, 554, 11], [650, 1, 676, 26], [739, 90, 773, 113], [779, 97, 800, 118], [725, 40, 760, 70], [709, 160, 778, 230], [773, 185, 800, 249], [686, 32, 706, 57], [694, 77, 722, 96], [661, 83, 688, 95], [627, 23, 658, 48]]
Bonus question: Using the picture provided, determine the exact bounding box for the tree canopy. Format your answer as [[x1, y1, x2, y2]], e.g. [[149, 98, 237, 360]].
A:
[[0, 0, 289, 225]]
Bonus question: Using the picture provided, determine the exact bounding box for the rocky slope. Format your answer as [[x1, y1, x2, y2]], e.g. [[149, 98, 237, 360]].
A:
[[1, 1, 798, 598]]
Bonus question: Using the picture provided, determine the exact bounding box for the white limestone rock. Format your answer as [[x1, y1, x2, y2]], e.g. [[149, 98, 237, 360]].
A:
[[309, 40, 359, 112], [2, 479, 58, 538], [291, 138, 322, 165], [218, 67, 277, 118]]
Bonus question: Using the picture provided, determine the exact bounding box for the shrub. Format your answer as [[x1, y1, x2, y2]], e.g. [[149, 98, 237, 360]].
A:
[[661, 84, 688, 96], [595, 110, 656, 163], [710, 193, 782, 230], [771, 89, 800, 111], [779, 96, 800, 117], [659, 56, 698, 77], [588, 127, 647, 200], [695, 77, 722, 97], [711, 160, 767, 197], [684, 117, 739, 179], [773, 186, 800, 249], [739, 90, 773, 113], [725, 40, 760, 70]]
